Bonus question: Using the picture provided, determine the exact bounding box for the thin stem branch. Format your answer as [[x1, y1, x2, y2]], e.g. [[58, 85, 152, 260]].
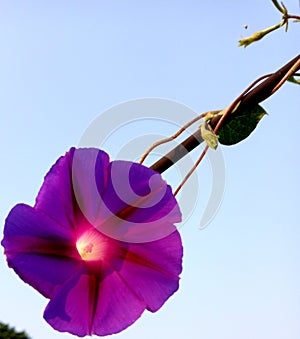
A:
[[174, 145, 209, 196], [287, 14, 300, 20], [139, 112, 208, 164], [271, 0, 285, 14]]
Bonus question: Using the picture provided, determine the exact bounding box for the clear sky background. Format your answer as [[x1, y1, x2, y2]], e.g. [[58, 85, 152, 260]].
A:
[[0, 1, 299, 338]]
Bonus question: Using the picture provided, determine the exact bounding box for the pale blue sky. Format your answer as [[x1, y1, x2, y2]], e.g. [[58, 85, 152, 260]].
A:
[[0, 1, 299, 339]]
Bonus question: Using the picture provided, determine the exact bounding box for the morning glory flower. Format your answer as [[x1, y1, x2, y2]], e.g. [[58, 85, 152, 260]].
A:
[[2, 147, 183, 337]]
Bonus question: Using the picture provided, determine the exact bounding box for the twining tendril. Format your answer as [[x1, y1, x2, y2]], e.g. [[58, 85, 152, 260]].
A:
[[139, 112, 209, 164]]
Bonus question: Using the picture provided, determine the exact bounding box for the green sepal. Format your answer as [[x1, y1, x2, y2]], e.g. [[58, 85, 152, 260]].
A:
[[200, 122, 219, 150], [218, 104, 267, 146]]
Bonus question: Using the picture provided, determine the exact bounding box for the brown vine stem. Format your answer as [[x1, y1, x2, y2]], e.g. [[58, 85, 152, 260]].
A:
[[212, 73, 273, 135], [150, 54, 300, 179], [271, 57, 300, 94]]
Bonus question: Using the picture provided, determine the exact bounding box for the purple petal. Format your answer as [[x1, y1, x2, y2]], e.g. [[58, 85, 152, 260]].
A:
[[103, 161, 181, 223], [71, 148, 110, 229], [119, 230, 183, 312], [92, 160, 182, 242], [35, 148, 76, 230], [2, 204, 81, 298], [48, 148, 182, 242], [35, 147, 110, 234], [44, 268, 146, 337]]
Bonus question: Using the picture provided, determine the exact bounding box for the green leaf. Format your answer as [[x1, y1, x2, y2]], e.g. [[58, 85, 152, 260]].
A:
[[218, 104, 267, 145]]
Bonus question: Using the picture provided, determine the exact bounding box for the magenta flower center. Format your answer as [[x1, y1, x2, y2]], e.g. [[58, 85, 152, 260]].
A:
[[76, 229, 107, 261]]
